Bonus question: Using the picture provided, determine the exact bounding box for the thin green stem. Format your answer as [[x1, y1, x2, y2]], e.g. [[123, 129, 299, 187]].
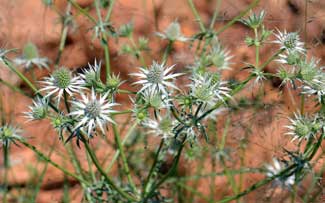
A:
[[216, 164, 297, 203], [55, 3, 71, 66], [254, 28, 259, 68], [209, 0, 222, 29], [105, 123, 137, 173], [215, 0, 260, 35], [104, 0, 116, 22], [143, 139, 165, 196], [162, 41, 173, 62], [18, 139, 88, 184], [0, 78, 31, 97], [2, 146, 9, 203], [103, 35, 111, 79], [81, 133, 138, 202], [144, 143, 184, 200], [3, 58, 38, 94], [112, 123, 138, 193], [68, 0, 97, 23], [187, 0, 206, 32]]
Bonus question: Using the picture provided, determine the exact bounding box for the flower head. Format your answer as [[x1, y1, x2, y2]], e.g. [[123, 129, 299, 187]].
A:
[[70, 89, 118, 137], [79, 60, 101, 87], [239, 10, 265, 29], [189, 73, 230, 105], [265, 158, 295, 188], [141, 89, 172, 109], [40, 68, 84, 104], [206, 43, 233, 70], [0, 124, 23, 148], [156, 21, 188, 42], [274, 30, 305, 53], [285, 112, 321, 142], [299, 61, 325, 102], [14, 42, 49, 70], [277, 50, 302, 66], [142, 115, 176, 139], [24, 97, 48, 121], [130, 61, 183, 95]]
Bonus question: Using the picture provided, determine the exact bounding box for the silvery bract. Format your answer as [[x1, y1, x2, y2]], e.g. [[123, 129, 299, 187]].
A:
[[40, 68, 84, 104], [70, 88, 118, 137], [130, 61, 183, 95]]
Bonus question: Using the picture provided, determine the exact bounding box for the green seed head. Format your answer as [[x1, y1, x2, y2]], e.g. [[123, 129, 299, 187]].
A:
[[194, 84, 213, 102], [53, 68, 71, 89], [295, 122, 309, 138], [2, 126, 13, 138], [136, 110, 147, 121], [32, 106, 47, 120], [106, 75, 121, 88], [159, 117, 173, 133]]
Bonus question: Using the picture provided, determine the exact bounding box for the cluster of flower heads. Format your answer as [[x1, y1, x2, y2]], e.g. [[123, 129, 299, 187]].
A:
[[272, 29, 325, 143], [25, 61, 122, 140], [130, 47, 231, 143]]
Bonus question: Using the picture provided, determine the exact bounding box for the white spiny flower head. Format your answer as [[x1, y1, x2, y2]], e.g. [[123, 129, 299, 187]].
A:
[[252, 68, 267, 84], [265, 158, 295, 188], [276, 67, 296, 87], [40, 68, 84, 104], [79, 60, 101, 86], [274, 30, 305, 53], [190, 73, 231, 104], [210, 73, 231, 101], [190, 74, 217, 105], [156, 21, 188, 42], [0, 124, 23, 148], [14, 57, 49, 70], [24, 97, 48, 121], [69, 88, 118, 137], [130, 61, 183, 95], [208, 43, 233, 70], [298, 57, 320, 82], [301, 71, 325, 102], [141, 89, 172, 109], [285, 112, 321, 142], [142, 115, 176, 139], [277, 50, 302, 66]]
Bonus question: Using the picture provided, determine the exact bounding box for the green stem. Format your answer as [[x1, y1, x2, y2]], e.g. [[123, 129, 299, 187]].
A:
[[3, 58, 38, 94], [162, 41, 173, 62], [143, 139, 165, 196], [55, 26, 69, 66], [55, 3, 71, 66], [112, 123, 138, 193], [81, 133, 138, 201], [18, 139, 88, 184], [254, 28, 259, 68], [216, 164, 297, 203], [215, 0, 260, 35], [209, 0, 222, 29], [187, 0, 206, 32], [105, 123, 137, 173], [144, 143, 184, 200], [63, 90, 71, 113], [103, 35, 111, 79], [104, 0, 116, 22], [68, 0, 97, 23], [0, 78, 31, 97], [2, 146, 9, 203]]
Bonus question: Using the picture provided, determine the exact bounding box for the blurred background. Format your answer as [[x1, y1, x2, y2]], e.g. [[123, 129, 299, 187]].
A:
[[1, 0, 325, 202]]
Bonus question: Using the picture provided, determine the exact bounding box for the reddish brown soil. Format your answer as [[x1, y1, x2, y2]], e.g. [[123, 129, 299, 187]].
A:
[[1, 0, 325, 202]]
